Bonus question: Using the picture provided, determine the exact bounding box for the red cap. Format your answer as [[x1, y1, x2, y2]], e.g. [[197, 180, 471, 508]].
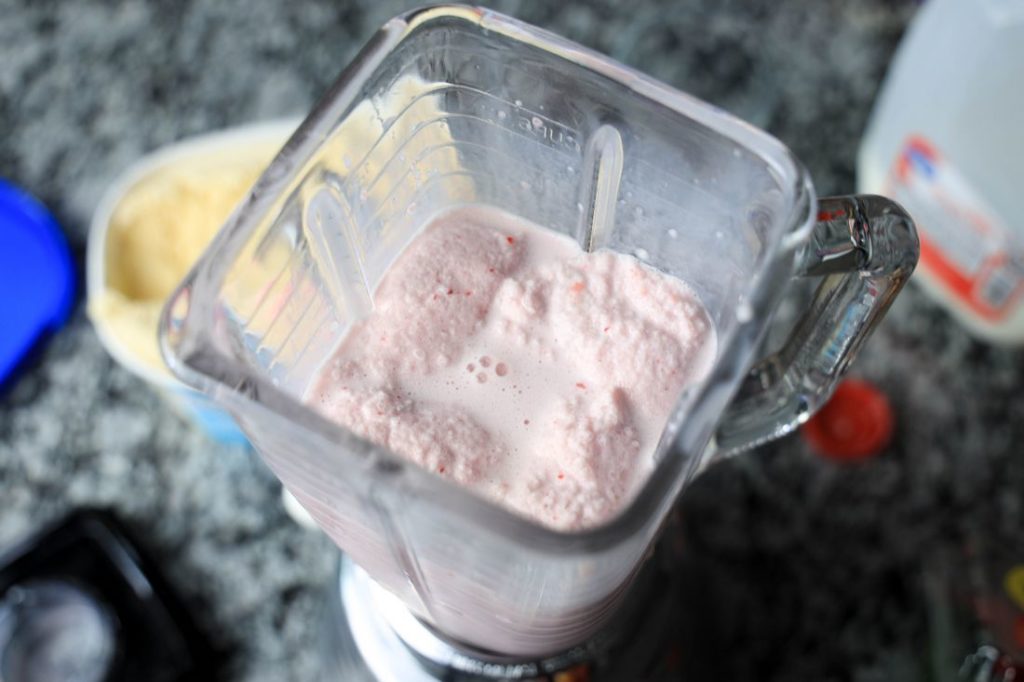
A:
[[802, 379, 894, 462]]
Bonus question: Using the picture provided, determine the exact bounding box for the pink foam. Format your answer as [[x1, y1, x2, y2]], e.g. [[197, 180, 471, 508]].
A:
[[306, 207, 715, 530]]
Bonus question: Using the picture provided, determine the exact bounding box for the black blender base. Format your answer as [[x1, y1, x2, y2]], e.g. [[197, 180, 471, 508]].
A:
[[320, 550, 688, 682]]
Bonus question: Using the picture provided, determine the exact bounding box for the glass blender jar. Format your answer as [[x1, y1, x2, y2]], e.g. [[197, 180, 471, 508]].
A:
[[159, 5, 918, 678]]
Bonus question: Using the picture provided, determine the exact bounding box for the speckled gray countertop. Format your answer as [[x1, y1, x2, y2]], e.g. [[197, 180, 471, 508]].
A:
[[2, 1, 1022, 680]]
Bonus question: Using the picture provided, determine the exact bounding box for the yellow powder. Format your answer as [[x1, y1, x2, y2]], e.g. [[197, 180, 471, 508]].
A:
[[90, 147, 277, 373]]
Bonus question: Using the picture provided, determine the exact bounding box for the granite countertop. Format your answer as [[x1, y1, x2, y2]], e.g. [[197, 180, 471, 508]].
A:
[[2, 1, 1022, 680]]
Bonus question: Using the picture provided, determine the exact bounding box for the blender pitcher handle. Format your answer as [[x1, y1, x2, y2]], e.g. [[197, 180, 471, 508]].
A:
[[714, 195, 918, 456]]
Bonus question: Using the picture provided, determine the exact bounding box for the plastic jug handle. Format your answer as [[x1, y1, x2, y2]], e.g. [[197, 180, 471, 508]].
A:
[[714, 194, 918, 456]]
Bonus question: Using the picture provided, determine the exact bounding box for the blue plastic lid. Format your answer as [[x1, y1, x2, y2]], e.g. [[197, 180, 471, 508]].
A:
[[0, 179, 75, 385]]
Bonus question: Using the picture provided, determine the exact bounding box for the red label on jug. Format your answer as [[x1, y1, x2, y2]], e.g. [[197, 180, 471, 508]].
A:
[[886, 136, 1024, 320]]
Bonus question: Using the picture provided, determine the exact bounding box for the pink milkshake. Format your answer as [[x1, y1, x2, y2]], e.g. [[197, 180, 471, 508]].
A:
[[305, 207, 715, 531]]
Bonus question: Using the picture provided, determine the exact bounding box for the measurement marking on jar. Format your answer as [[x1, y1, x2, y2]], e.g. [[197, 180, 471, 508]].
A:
[[515, 115, 580, 153]]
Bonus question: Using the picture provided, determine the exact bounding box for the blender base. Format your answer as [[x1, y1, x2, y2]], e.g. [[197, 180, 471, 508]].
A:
[[321, 545, 687, 682]]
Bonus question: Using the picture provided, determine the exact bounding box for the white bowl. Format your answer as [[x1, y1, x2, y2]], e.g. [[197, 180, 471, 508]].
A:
[[87, 119, 300, 445]]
